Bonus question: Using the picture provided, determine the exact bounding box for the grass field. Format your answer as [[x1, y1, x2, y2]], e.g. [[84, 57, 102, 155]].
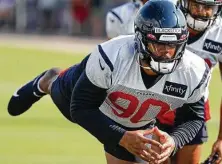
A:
[[0, 45, 221, 164]]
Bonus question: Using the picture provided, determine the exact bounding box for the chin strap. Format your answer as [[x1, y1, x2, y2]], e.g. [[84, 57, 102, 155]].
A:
[[136, 53, 152, 70]]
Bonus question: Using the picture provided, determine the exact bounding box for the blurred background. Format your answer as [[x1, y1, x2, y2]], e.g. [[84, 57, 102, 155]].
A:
[[0, 0, 130, 37], [0, 0, 222, 164]]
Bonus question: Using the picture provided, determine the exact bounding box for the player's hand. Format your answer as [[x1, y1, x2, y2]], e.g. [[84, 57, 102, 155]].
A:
[[153, 127, 175, 163], [119, 128, 162, 163], [210, 138, 222, 164]]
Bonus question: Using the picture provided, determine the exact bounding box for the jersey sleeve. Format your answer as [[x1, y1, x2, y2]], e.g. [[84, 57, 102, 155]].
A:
[[170, 97, 205, 155], [187, 65, 211, 103], [105, 11, 122, 39], [85, 45, 114, 89]]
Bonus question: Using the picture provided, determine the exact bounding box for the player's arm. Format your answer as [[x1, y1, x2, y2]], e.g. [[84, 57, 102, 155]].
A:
[[70, 70, 126, 146], [70, 45, 125, 146], [106, 11, 122, 39], [169, 97, 205, 155]]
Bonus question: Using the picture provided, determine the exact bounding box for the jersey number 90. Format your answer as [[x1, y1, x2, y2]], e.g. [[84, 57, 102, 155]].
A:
[[108, 91, 172, 123]]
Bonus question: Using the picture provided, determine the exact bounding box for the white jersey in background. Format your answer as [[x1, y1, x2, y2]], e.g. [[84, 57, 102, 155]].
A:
[[86, 35, 210, 128], [187, 17, 222, 69], [105, 0, 178, 39], [106, 1, 142, 39]]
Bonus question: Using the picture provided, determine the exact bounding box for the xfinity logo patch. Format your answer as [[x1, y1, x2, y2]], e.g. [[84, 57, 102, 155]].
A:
[[155, 28, 181, 33], [203, 39, 222, 53], [163, 81, 187, 98]]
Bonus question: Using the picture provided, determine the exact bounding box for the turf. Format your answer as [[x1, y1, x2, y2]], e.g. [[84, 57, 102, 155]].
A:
[[0, 45, 221, 164]]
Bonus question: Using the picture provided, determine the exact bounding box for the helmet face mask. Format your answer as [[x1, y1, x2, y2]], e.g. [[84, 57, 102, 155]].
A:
[[147, 42, 177, 62], [134, 0, 188, 74], [179, 0, 222, 31], [140, 30, 187, 63]]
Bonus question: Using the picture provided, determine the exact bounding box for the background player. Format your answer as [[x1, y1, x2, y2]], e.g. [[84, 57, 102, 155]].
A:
[[106, 0, 147, 39], [159, 1, 222, 164]]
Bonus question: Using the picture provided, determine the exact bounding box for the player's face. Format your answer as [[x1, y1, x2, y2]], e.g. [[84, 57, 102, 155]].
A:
[[147, 43, 176, 61], [188, 0, 218, 19]]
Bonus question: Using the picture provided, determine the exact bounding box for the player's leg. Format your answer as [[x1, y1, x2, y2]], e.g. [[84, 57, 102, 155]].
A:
[[105, 152, 140, 164], [8, 67, 61, 116], [50, 63, 88, 122], [173, 144, 202, 164], [49, 69, 72, 122], [106, 153, 170, 164]]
